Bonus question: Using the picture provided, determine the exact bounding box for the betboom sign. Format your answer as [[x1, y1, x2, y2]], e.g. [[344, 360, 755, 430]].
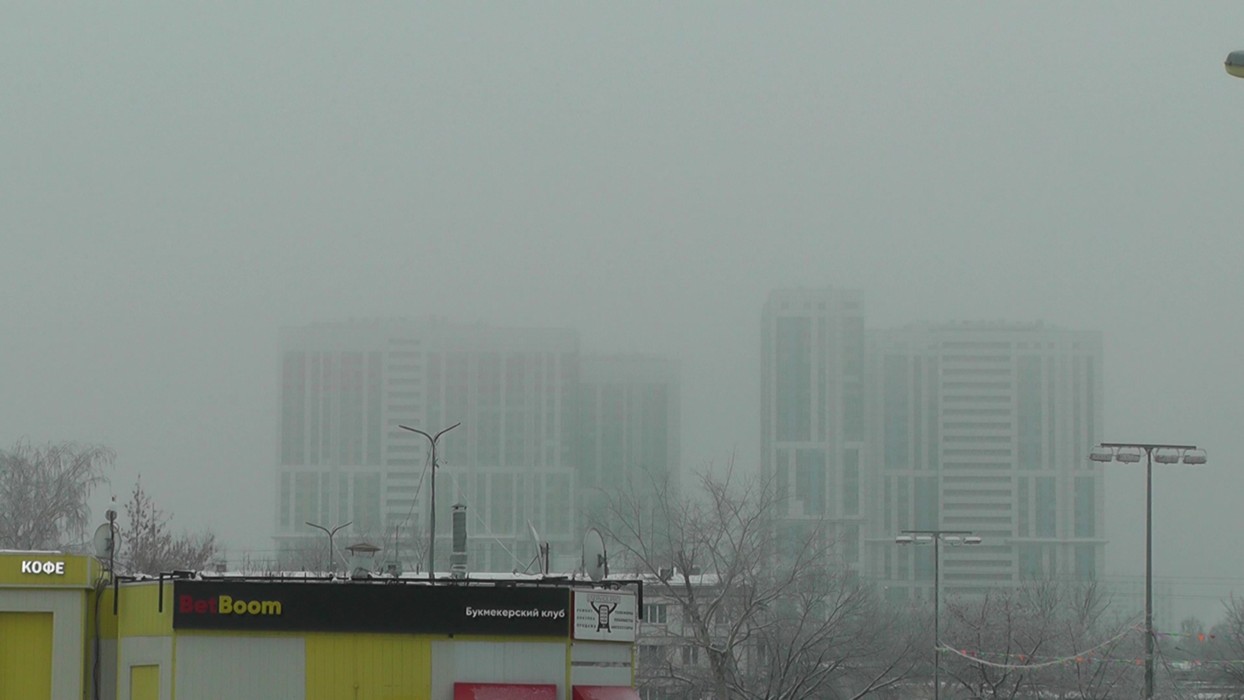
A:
[[180, 594, 283, 617], [172, 580, 572, 636], [21, 560, 66, 575]]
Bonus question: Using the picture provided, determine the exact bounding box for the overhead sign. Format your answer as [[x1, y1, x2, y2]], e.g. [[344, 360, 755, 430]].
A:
[[0, 552, 98, 588], [573, 590, 636, 642], [173, 580, 571, 636]]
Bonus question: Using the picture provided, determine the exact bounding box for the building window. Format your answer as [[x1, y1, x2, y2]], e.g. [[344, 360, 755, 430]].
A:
[[1035, 477, 1056, 538], [1018, 356, 1042, 469], [794, 449, 825, 516], [1076, 544, 1097, 580], [1075, 476, 1095, 537], [843, 449, 860, 517], [644, 603, 668, 624], [775, 317, 812, 441], [1019, 544, 1042, 579], [883, 355, 909, 468]]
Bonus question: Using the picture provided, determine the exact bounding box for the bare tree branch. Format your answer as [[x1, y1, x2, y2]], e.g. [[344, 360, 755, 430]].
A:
[[0, 440, 112, 549], [589, 461, 921, 700], [121, 476, 217, 574]]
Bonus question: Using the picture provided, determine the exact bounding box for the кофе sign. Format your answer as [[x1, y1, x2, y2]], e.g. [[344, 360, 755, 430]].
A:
[[172, 580, 571, 636]]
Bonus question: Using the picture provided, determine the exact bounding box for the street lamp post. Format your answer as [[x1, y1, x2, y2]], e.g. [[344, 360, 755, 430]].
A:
[[897, 529, 981, 700], [1090, 442, 1206, 700], [305, 520, 352, 574], [398, 422, 461, 580]]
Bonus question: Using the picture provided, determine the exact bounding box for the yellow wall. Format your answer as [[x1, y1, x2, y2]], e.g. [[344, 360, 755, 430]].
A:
[[117, 581, 174, 637], [306, 633, 431, 700], [0, 611, 53, 699], [130, 664, 160, 700], [97, 585, 119, 639]]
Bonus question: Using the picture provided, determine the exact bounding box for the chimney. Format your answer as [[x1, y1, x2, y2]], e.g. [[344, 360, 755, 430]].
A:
[[451, 503, 468, 579]]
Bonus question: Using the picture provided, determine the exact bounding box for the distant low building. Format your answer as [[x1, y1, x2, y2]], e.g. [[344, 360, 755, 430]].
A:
[[0, 550, 641, 699]]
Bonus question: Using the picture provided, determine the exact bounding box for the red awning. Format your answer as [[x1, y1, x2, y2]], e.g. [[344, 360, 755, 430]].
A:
[[453, 682, 558, 700], [572, 686, 642, 700]]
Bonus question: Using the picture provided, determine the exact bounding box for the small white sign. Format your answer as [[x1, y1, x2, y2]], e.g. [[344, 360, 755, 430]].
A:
[[574, 590, 636, 642], [21, 560, 66, 575]]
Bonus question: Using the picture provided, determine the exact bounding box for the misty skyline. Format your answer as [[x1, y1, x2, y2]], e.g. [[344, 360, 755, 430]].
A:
[[3, 4, 1242, 624]]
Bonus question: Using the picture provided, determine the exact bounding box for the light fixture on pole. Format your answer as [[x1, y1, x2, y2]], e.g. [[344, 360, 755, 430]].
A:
[[897, 529, 981, 700], [1090, 442, 1205, 700], [305, 520, 352, 575], [1227, 50, 1244, 78], [398, 422, 461, 581]]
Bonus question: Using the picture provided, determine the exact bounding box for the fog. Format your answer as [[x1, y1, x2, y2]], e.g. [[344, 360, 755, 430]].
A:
[[2, 3, 1242, 624]]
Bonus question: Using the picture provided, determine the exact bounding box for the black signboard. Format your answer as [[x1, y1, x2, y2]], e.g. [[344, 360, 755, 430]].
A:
[[172, 580, 571, 636]]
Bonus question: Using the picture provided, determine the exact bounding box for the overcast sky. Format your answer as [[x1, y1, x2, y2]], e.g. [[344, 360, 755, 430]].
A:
[[3, 3, 1242, 623]]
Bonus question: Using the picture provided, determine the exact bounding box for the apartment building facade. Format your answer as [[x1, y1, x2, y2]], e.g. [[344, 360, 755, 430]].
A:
[[760, 288, 868, 569], [275, 318, 679, 574], [864, 321, 1105, 599]]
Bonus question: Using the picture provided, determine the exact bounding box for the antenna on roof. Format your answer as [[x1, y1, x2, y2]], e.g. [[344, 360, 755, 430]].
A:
[[523, 521, 550, 576], [93, 511, 118, 573], [582, 528, 607, 582]]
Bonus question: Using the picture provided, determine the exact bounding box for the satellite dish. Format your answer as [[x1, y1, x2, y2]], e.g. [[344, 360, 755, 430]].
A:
[[582, 528, 607, 582], [93, 523, 117, 562], [525, 521, 550, 575], [525, 521, 541, 573]]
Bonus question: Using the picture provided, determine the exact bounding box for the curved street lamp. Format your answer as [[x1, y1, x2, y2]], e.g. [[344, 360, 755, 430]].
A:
[[305, 520, 352, 574], [398, 422, 461, 580], [1090, 442, 1206, 700], [896, 529, 981, 700]]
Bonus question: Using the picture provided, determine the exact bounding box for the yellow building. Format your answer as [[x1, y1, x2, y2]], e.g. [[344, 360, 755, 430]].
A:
[[0, 552, 103, 699], [0, 551, 640, 700]]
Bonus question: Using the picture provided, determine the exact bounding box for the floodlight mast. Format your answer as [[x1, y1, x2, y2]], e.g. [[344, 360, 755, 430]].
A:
[[1090, 442, 1205, 700], [897, 529, 980, 700]]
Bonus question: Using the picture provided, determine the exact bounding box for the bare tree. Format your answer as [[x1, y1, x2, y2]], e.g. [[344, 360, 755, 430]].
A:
[[275, 537, 335, 573], [941, 580, 1142, 699], [1211, 595, 1244, 690], [591, 463, 921, 700], [121, 477, 217, 574], [0, 440, 112, 549]]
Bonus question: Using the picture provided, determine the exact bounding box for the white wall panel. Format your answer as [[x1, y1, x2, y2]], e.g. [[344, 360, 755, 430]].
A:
[[570, 642, 632, 688], [431, 640, 565, 700], [0, 588, 88, 700], [116, 636, 172, 700], [174, 635, 305, 700]]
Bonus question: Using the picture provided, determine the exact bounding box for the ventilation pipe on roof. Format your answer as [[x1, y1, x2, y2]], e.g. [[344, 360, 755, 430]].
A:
[[451, 503, 468, 579]]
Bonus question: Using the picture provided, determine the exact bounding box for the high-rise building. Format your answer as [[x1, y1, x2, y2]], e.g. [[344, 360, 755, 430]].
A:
[[274, 319, 680, 574], [574, 355, 681, 495], [864, 321, 1105, 599], [275, 318, 581, 573], [760, 288, 868, 569]]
